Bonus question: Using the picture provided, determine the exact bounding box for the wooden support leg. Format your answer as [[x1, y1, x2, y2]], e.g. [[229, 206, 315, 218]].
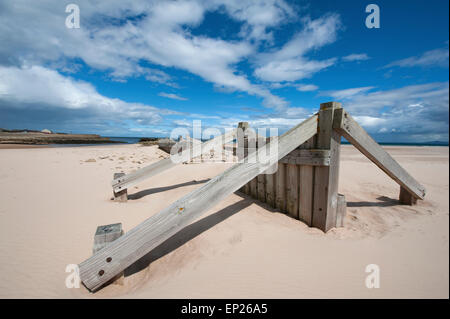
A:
[[312, 102, 342, 232], [399, 186, 417, 205], [93, 223, 124, 285], [113, 173, 128, 202]]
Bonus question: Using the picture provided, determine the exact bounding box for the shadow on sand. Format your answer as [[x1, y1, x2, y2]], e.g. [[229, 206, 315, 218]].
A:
[[127, 179, 210, 200]]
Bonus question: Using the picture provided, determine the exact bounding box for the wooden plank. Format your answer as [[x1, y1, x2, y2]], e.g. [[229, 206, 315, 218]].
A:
[[112, 129, 236, 193], [298, 136, 315, 225], [237, 123, 249, 193], [299, 165, 314, 226], [336, 194, 346, 227], [250, 177, 258, 198], [93, 223, 124, 286], [112, 173, 127, 202], [79, 114, 318, 291], [275, 163, 286, 213], [265, 171, 276, 207], [312, 102, 342, 232], [333, 108, 426, 200], [279, 149, 331, 166], [286, 164, 299, 219], [257, 174, 266, 202]]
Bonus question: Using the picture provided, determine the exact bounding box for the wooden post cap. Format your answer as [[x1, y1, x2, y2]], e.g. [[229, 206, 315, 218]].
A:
[[237, 122, 249, 131], [320, 102, 342, 110], [93, 223, 123, 254]]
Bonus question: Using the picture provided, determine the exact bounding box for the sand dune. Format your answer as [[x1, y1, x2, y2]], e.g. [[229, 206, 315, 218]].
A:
[[0, 144, 448, 298]]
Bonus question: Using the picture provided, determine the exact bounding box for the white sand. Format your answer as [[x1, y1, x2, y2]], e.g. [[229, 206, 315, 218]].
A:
[[0, 144, 448, 298]]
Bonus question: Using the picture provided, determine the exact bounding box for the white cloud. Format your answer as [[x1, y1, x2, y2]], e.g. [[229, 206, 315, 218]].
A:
[[342, 53, 370, 62], [253, 14, 342, 82], [216, 0, 295, 42], [322, 86, 375, 100], [158, 92, 188, 101], [0, 65, 181, 126], [384, 48, 449, 68], [321, 82, 449, 142], [0, 0, 295, 110], [296, 84, 319, 92]]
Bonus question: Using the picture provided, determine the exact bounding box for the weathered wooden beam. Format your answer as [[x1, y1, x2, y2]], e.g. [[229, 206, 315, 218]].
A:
[[112, 129, 236, 194], [79, 114, 318, 291], [275, 163, 286, 213], [279, 149, 331, 166], [333, 108, 426, 200], [286, 164, 299, 219], [312, 102, 342, 232], [112, 173, 128, 202], [265, 172, 276, 207], [298, 135, 316, 226], [257, 174, 266, 202], [92, 223, 124, 286]]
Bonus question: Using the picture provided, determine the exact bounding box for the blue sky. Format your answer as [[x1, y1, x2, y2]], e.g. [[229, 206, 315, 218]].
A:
[[0, 0, 448, 142]]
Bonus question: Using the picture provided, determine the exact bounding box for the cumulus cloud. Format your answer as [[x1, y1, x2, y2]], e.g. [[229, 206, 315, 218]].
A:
[[0, 0, 296, 110], [217, 0, 295, 42], [384, 48, 449, 68], [321, 82, 449, 142], [0, 65, 181, 130]]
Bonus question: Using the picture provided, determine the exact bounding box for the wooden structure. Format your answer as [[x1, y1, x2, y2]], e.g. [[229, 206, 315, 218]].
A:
[[92, 223, 124, 285], [241, 102, 345, 230], [79, 101, 425, 292], [111, 129, 236, 200]]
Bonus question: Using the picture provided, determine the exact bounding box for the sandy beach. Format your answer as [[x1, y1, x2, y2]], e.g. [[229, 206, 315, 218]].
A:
[[0, 144, 448, 298]]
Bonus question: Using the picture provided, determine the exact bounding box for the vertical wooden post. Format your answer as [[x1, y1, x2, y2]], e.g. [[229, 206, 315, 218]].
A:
[[275, 163, 286, 213], [93, 223, 124, 285], [312, 102, 342, 232], [286, 164, 299, 219], [113, 173, 128, 202], [399, 186, 417, 205], [299, 136, 315, 226], [237, 122, 249, 194], [265, 172, 276, 207]]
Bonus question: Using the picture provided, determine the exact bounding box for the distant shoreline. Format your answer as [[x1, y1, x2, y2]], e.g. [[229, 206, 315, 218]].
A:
[[0, 131, 125, 146]]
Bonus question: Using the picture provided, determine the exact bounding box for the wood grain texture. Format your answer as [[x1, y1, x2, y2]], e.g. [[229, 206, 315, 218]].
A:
[[265, 171, 276, 207], [333, 108, 426, 200], [298, 137, 315, 226], [257, 174, 266, 202], [250, 177, 258, 198], [279, 149, 330, 166], [112, 129, 236, 193], [286, 164, 299, 219], [112, 173, 128, 202], [275, 163, 286, 213], [312, 102, 341, 232], [299, 165, 314, 226], [79, 115, 318, 291]]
